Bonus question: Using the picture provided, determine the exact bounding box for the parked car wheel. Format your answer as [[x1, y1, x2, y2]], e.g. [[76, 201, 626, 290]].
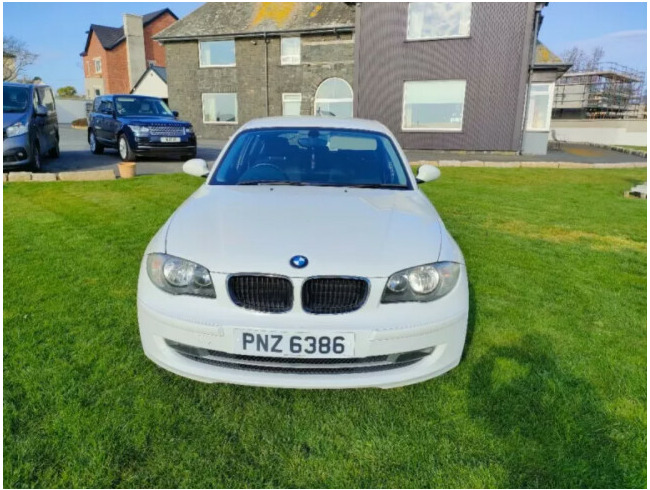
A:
[[89, 131, 104, 155], [30, 141, 42, 172], [118, 134, 135, 161]]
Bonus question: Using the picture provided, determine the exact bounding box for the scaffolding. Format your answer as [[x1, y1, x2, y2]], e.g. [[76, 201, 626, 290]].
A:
[[553, 62, 646, 119]]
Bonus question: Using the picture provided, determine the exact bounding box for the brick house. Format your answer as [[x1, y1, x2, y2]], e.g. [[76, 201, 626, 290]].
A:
[[154, 3, 355, 139], [80, 8, 177, 98]]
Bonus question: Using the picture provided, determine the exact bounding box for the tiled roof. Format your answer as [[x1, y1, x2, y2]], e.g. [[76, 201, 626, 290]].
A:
[[155, 2, 355, 41], [80, 8, 178, 55], [535, 42, 566, 65], [151, 66, 167, 82]]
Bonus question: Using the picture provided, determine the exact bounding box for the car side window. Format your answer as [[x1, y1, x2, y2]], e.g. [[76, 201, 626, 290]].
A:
[[93, 97, 103, 112], [100, 100, 114, 115], [32, 90, 40, 111], [40, 88, 55, 112]]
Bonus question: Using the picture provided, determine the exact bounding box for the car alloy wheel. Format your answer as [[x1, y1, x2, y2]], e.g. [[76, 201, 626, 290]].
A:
[[119, 137, 128, 160], [90, 133, 96, 152], [32, 144, 41, 172]]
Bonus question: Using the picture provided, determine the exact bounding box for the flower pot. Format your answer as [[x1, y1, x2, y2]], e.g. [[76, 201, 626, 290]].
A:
[[117, 162, 136, 179]]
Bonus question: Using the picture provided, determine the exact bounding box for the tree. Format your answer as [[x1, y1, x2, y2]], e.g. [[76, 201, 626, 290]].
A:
[[3, 36, 38, 81], [561, 45, 605, 72], [57, 86, 77, 97]]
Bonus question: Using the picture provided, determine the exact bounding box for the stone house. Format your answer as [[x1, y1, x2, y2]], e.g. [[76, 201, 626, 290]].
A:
[[80, 9, 177, 98], [154, 2, 355, 139], [157, 2, 567, 154]]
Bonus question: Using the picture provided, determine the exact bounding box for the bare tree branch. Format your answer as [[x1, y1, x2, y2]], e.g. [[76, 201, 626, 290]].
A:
[[3, 36, 38, 81]]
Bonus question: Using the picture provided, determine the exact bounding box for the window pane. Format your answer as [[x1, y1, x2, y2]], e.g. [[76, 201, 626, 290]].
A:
[[314, 78, 353, 118], [282, 93, 301, 116], [203, 93, 238, 122], [408, 2, 471, 40], [403, 80, 466, 130], [200, 41, 236, 66], [527, 84, 552, 130], [281, 37, 300, 65]]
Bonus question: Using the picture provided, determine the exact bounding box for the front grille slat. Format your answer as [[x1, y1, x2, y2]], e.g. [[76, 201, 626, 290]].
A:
[[166, 340, 434, 375], [148, 124, 185, 137], [302, 277, 369, 314], [228, 275, 293, 313]]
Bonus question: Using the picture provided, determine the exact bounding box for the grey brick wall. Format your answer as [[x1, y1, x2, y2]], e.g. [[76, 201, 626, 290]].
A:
[[166, 32, 355, 139]]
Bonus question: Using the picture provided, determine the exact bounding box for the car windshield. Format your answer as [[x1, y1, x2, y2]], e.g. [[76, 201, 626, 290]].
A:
[[114, 96, 173, 117], [3, 86, 30, 113], [210, 128, 411, 189]]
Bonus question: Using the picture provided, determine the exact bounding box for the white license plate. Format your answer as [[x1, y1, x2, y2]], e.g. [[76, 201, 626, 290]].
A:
[[160, 137, 181, 143], [233, 329, 355, 358]]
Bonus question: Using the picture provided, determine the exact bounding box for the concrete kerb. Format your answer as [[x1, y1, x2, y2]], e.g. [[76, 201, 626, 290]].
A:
[[4, 169, 117, 182], [410, 161, 646, 169]]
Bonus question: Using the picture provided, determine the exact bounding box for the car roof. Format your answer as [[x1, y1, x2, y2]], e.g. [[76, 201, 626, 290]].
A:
[[3, 82, 48, 89], [239, 116, 391, 135]]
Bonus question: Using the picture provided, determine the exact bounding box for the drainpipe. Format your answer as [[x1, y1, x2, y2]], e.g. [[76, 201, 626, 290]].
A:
[[264, 32, 269, 116], [520, 5, 542, 153]]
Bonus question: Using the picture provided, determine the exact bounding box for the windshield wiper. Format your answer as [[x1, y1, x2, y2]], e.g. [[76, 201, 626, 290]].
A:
[[238, 180, 307, 186], [345, 184, 409, 189]]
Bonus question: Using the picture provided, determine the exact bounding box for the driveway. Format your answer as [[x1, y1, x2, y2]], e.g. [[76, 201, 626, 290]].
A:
[[42, 125, 225, 175]]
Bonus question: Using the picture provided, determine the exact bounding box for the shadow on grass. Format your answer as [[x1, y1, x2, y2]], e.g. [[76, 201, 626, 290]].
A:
[[467, 333, 632, 488], [461, 281, 477, 361]]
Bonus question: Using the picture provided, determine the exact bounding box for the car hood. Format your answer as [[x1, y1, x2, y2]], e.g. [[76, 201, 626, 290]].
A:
[[3, 112, 26, 129], [165, 186, 443, 278]]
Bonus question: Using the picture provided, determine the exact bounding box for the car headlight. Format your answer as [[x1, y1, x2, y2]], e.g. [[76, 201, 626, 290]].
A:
[[128, 125, 150, 137], [146, 253, 215, 298], [381, 262, 460, 303], [5, 121, 28, 138], [184, 126, 194, 135]]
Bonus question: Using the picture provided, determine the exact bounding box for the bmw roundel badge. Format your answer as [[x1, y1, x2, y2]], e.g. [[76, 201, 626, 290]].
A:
[[290, 255, 309, 269]]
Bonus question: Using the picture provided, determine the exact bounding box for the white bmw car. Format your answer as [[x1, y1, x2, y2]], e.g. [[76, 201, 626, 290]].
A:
[[137, 117, 468, 389]]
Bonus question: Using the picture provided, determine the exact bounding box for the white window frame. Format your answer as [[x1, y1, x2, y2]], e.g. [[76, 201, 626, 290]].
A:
[[202, 93, 238, 124], [406, 2, 472, 41], [281, 37, 301, 65], [282, 93, 302, 116], [94, 58, 102, 74], [526, 82, 555, 132], [401, 79, 467, 132], [199, 40, 236, 68], [314, 78, 354, 117]]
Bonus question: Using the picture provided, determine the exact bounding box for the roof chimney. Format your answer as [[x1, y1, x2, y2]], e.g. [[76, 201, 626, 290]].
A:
[[123, 14, 146, 90]]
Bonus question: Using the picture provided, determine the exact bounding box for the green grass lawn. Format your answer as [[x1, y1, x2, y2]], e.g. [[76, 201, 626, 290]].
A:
[[3, 169, 647, 488], [617, 146, 647, 152]]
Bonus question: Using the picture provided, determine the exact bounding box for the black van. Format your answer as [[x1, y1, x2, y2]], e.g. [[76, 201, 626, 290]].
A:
[[88, 94, 197, 161], [3, 82, 60, 171]]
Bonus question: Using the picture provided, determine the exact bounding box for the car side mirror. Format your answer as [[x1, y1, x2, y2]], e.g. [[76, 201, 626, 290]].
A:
[[416, 164, 441, 184], [172, 110, 179, 117], [183, 158, 210, 178], [35, 105, 48, 117]]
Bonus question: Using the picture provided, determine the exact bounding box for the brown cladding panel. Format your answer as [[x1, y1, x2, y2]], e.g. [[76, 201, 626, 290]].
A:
[[355, 3, 534, 151]]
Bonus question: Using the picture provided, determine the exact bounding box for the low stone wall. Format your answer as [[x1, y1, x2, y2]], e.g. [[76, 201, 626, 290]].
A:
[[550, 119, 647, 147]]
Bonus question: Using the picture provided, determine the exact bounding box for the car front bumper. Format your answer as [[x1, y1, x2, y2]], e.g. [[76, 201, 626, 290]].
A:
[[137, 265, 469, 389], [133, 136, 197, 157], [3, 133, 32, 169]]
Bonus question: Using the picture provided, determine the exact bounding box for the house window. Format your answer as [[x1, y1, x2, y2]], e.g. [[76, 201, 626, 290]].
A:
[[281, 37, 301, 65], [94, 88, 101, 96], [199, 40, 236, 67], [314, 78, 353, 118], [526, 83, 554, 131], [407, 2, 472, 40], [94, 58, 102, 73], [202, 93, 238, 123], [402, 80, 467, 131], [282, 93, 302, 116]]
